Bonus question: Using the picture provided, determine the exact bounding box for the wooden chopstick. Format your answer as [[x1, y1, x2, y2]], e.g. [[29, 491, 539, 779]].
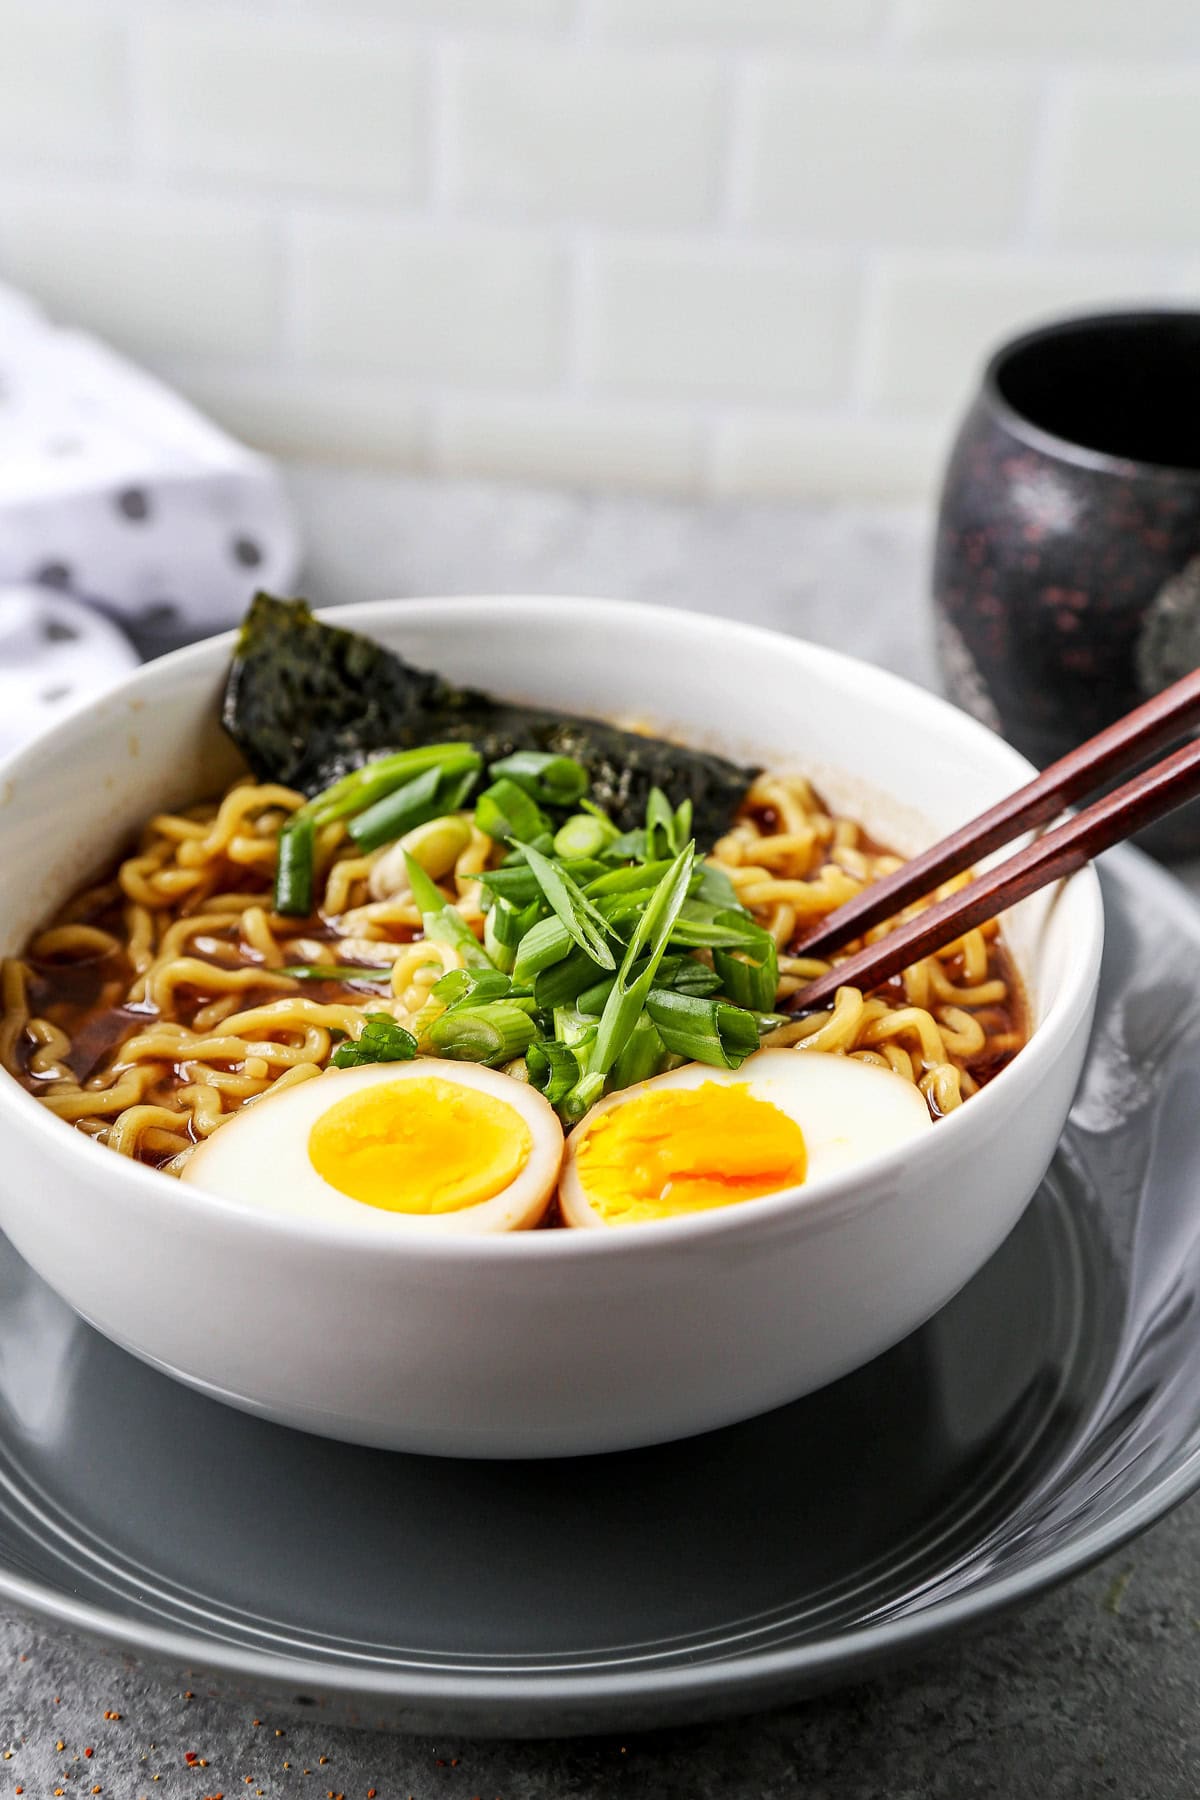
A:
[[792, 665, 1200, 961], [786, 729, 1200, 1015]]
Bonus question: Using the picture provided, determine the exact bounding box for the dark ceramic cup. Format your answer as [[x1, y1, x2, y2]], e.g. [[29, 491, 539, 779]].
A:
[[933, 310, 1200, 857]]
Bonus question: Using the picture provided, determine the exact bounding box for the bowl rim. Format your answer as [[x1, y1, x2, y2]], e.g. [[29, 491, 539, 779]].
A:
[[981, 305, 1200, 484], [0, 593, 1104, 1261]]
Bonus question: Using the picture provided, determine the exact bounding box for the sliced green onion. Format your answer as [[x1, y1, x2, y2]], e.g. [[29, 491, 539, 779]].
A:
[[563, 842, 695, 1120], [330, 1012, 418, 1068], [479, 858, 604, 904], [603, 826, 649, 864], [553, 814, 615, 860], [280, 963, 389, 983], [554, 1004, 598, 1046], [646, 786, 678, 859], [576, 954, 722, 1013], [475, 778, 549, 844], [432, 967, 518, 1006], [574, 968, 618, 1017], [349, 759, 480, 853], [694, 861, 745, 911], [674, 797, 693, 846], [306, 744, 480, 827], [346, 764, 439, 851], [426, 910, 493, 970], [584, 859, 676, 897], [488, 751, 588, 808], [274, 813, 315, 916], [667, 899, 774, 950], [483, 895, 524, 973], [511, 839, 616, 971], [574, 953, 675, 1016], [403, 850, 494, 971], [665, 956, 723, 998], [713, 920, 779, 1012], [511, 913, 573, 984], [645, 989, 759, 1069], [438, 762, 483, 816], [610, 1011, 667, 1091], [528, 831, 556, 853], [526, 1038, 581, 1106], [533, 945, 606, 1011], [427, 999, 536, 1066]]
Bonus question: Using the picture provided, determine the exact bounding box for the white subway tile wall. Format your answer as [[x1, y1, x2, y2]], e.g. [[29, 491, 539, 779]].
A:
[[587, 245, 856, 400], [294, 221, 566, 383], [141, 15, 424, 199], [436, 399, 702, 492], [1050, 77, 1200, 249], [0, 0, 1197, 499], [743, 68, 1041, 246], [0, 6, 126, 167], [866, 254, 1161, 411], [0, 191, 280, 361], [449, 44, 724, 227]]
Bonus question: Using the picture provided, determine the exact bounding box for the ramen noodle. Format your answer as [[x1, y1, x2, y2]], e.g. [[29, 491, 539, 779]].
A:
[[0, 768, 1025, 1180]]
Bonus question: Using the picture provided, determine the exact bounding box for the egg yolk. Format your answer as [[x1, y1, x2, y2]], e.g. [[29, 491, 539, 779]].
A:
[[574, 1082, 807, 1224], [308, 1075, 532, 1214]]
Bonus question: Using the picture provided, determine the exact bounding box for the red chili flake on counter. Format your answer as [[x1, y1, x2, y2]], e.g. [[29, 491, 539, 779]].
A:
[[85, 1747, 95, 1758], [91, 1786, 102, 1794], [185, 1752, 200, 1765], [368, 1790, 377, 1797]]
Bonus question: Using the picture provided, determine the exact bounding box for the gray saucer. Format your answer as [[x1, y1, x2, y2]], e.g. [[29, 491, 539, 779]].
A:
[[0, 846, 1198, 1737]]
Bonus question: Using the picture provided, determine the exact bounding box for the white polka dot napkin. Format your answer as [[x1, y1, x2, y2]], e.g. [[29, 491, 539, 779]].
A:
[[0, 586, 139, 760], [0, 281, 301, 752]]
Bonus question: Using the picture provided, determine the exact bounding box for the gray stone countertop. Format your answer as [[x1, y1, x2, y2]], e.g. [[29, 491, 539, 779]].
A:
[[3, 469, 1199, 1800]]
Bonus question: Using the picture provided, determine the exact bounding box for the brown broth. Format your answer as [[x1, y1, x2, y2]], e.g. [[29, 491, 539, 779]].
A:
[[9, 806, 1031, 1175]]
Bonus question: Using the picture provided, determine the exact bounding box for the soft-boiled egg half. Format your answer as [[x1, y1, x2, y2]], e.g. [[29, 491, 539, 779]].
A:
[[559, 1048, 933, 1228], [184, 1059, 564, 1233]]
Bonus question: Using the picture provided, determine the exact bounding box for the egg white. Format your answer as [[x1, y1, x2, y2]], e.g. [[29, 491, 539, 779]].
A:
[[559, 1047, 934, 1228], [183, 1058, 564, 1234]]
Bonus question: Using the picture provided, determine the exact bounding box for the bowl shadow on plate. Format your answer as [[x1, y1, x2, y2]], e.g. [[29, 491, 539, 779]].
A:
[[0, 855, 1197, 1731]]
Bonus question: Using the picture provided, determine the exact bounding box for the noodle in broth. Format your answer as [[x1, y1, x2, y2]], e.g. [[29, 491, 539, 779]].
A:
[[0, 768, 1025, 1182]]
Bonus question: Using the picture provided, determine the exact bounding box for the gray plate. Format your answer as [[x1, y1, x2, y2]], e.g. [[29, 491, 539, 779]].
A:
[[0, 845, 1198, 1737]]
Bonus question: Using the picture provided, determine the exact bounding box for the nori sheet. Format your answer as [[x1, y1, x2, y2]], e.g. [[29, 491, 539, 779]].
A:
[[221, 594, 760, 845]]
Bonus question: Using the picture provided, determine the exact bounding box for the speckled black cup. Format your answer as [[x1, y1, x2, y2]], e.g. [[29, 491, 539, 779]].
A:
[[933, 311, 1200, 857]]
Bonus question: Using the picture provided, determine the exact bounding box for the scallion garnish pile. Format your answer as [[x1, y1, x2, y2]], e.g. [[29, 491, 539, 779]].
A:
[[276, 745, 786, 1123]]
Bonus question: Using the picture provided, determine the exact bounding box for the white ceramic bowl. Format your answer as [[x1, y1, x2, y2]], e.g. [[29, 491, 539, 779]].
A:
[[0, 598, 1103, 1458]]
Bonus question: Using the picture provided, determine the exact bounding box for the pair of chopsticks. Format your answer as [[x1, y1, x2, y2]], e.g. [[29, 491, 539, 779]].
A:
[[786, 667, 1200, 1015]]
